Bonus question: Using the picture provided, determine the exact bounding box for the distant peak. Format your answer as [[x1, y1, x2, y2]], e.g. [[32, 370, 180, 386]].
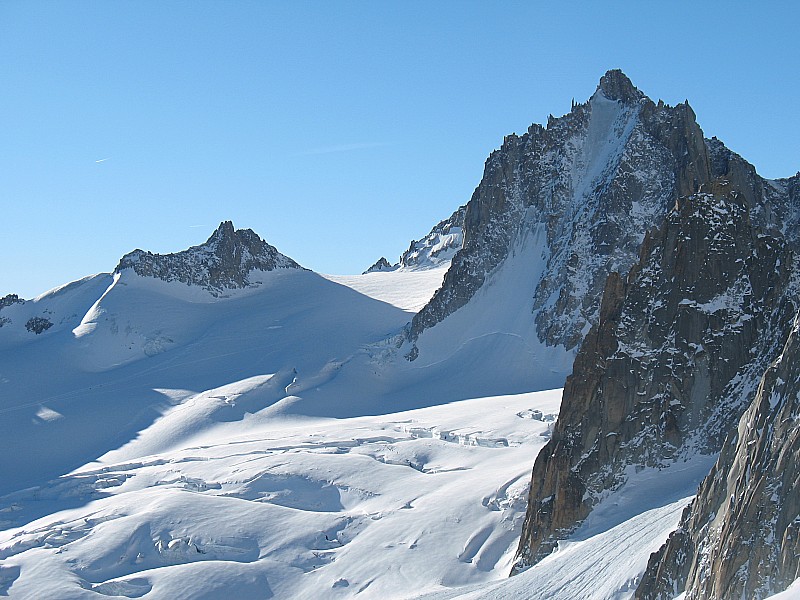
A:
[[364, 257, 396, 274], [596, 69, 643, 103], [115, 220, 304, 294]]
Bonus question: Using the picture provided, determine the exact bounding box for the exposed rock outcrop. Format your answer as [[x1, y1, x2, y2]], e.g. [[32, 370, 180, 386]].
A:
[[25, 316, 53, 334], [514, 176, 798, 571], [637, 308, 800, 599], [0, 294, 23, 309], [116, 221, 303, 295], [363, 257, 395, 274]]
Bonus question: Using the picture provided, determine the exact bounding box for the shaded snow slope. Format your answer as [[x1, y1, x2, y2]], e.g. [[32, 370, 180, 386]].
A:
[[0, 268, 411, 495], [400, 220, 573, 392], [0, 274, 113, 343], [0, 390, 560, 599]]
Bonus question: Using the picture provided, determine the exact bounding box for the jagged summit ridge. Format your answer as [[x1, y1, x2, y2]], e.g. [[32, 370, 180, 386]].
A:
[[116, 221, 304, 295], [363, 204, 466, 273]]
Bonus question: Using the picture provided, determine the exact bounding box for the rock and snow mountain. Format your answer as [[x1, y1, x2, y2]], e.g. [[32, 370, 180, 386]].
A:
[[116, 220, 304, 294], [364, 204, 466, 273], [3, 70, 800, 600], [407, 70, 709, 360], [490, 76, 800, 599]]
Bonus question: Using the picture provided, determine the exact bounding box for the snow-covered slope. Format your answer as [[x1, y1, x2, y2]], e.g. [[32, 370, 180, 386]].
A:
[[324, 265, 450, 313], [0, 274, 113, 342], [0, 390, 560, 599]]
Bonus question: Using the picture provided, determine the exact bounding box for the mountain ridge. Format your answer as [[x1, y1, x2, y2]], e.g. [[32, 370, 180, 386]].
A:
[[116, 220, 304, 296]]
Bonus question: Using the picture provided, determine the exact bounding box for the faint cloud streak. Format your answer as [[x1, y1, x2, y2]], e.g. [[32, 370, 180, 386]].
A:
[[296, 142, 390, 156]]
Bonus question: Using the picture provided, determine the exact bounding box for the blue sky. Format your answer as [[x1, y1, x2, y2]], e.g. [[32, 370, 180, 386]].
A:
[[2, 1, 798, 298]]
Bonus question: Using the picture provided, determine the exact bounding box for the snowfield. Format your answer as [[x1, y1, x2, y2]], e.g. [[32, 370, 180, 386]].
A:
[[3, 263, 785, 599], [0, 389, 559, 599]]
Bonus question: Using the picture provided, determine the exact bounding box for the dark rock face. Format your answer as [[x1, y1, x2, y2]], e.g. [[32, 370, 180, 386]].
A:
[[363, 257, 395, 274], [408, 70, 711, 357], [513, 152, 799, 580], [637, 310, 800, 600], [0, 294, 24, 309], [115, 221, 303, 295], [25, 317, 53, 334]]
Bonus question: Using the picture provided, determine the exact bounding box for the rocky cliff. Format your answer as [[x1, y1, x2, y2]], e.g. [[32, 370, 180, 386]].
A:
[[116, 221, 303, 295], [407, 70, 710, 359], [507, 85, 800, 597], [513, 174, 798, 570], [637, 307, 800, 599]]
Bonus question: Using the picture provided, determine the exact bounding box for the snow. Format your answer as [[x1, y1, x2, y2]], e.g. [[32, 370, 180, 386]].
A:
[[414, 498, 692, 600], [0, 388, 561, 599], [0, 258, 697, 598], [410, 221, 574, 393], [766, 579, 800, 599], [323, 265, 450, 313]]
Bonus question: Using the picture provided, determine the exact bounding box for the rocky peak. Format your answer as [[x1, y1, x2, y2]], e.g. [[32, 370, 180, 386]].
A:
[[399, 205, 466, 269], [0, 294, 24, 309], [363, 257, 395, 274], [206, 220, 236, 245], [596, 68, 644, 104], [407, 70, 715, 357], [115, 221, 304, 295]]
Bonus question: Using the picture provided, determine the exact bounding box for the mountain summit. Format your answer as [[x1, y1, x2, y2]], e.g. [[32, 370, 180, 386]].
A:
[[406, 68, 709, 364], [116, 221, 303, 295], [596, 68, 644, 103]]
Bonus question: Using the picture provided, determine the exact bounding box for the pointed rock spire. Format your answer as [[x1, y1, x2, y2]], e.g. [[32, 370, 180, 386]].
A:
[[597, 69, 643, 103]]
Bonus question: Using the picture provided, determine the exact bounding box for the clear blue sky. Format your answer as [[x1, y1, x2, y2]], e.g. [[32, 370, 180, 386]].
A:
[[2, 1, 798, 298]]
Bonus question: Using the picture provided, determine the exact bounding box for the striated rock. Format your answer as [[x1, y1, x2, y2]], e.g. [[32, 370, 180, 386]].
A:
[[408, 69, 712, 358], [514, 163, 800, 573], [637, 309, 800, 599], [115, 221, 304, 295]]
